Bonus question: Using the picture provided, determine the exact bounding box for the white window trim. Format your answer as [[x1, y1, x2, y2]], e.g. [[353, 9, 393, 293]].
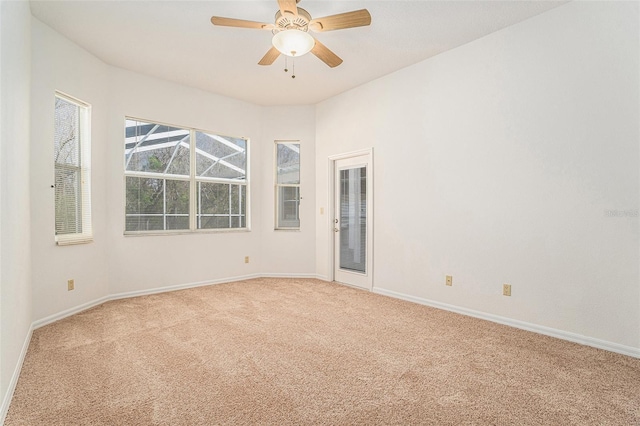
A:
[[124, 117, 250, 235], [274, 140, 301, 231], [55, 91, 93, 246]]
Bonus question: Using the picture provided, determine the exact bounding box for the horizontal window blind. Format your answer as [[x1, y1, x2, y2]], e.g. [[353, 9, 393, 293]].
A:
[[275, 141, 300, 229], [54, 92, 92, 245]]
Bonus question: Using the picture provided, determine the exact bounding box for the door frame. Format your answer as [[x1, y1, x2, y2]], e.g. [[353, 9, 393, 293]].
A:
[[328, 148, 373, 291]]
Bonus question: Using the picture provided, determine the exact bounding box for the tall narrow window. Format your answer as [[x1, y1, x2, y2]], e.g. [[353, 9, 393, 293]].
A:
[[275, 141, 300, 229], [124, 118, 248, 233], [195, 131, 247, 230], [54, 92, 92, 245]]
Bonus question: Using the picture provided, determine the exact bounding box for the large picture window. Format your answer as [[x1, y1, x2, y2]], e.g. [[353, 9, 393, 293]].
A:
[[275, 141, 300, 229], [125, 118, 248, 233], [54, 92, 92, 245]]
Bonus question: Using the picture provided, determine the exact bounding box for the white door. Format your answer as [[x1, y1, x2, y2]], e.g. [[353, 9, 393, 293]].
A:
[[333, 152, 372, 290]]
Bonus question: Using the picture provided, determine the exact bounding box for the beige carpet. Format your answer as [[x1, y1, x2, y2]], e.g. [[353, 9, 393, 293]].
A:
[[5, 278, 640, 425]]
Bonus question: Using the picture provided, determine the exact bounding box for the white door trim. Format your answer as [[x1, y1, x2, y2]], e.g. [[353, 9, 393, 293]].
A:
[[328, 148, 373, 290]]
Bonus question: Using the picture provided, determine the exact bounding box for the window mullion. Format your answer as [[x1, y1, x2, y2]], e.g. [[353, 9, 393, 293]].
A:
[[228, 184, 232, 228], [124, 170, 191, 181], [190, 129, 197, 230], [77, 168, 83, 233]]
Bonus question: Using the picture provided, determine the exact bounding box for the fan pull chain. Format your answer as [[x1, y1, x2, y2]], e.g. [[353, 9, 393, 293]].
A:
[[282, 57, 296, 79]]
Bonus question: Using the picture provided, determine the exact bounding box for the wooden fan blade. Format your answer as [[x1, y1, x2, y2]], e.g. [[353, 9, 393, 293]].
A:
[[278, 0, 298, 17], [309, 9, 371, 32], [258, 46, 281, 66], [210, 16, 275, 30], [311, 39, 343, 68]]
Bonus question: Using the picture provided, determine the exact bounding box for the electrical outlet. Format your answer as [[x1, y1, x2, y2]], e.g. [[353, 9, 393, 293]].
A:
[[320, 207, 324, 215], [503, 284, 511, 296], [67, 279, 75, 291], [446, 275, 453, 286], [244, 256, 249, 264]]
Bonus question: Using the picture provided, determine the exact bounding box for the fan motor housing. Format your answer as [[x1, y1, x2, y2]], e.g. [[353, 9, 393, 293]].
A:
[[275, 7, 312, 31]]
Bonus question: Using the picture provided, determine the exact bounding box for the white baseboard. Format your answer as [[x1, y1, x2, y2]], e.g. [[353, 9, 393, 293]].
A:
[[0, 324, 33, 425], [32, 273, 318, 330], [33, 296, 111, 330], [109, 274, 263, 302], [260, 273, 321, 279], [372, 287, 640, 359]]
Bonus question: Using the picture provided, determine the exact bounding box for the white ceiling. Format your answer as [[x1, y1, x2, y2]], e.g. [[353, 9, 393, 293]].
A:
[[30, 0, 567, 106]]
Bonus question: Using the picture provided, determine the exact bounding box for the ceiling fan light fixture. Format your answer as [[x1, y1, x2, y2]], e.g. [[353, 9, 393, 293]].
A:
[[272, 29, 314, 57]]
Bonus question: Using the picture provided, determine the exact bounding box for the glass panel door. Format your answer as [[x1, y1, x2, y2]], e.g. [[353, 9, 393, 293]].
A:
[[339, 167, 366, 273], [333, 151, 372, 290]]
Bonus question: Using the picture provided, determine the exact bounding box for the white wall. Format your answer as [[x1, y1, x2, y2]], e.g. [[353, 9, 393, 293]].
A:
[[316, 1, 639, 349], [259, 106, 316, 275], [0, 4, 637, 419], [19, 0, 638, 395], [0, 0, 32, 415], [28, 17, 318, 316], [106, 68, 265, 295], [30, 18, 110, 321]]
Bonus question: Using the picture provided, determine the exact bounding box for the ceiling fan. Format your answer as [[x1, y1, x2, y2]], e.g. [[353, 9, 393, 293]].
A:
[[210, 0, 371, 68]]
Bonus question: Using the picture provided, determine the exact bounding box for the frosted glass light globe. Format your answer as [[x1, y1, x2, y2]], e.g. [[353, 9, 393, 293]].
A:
[[272, 30, 315, 57]]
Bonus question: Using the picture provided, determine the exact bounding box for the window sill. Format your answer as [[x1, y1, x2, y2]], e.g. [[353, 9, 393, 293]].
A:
[[124, 228, 252, 237], [56, 236, 94, 246]]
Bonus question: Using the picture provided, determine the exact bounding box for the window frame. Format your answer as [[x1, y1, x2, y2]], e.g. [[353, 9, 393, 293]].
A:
[[54, 91, 93, 246], [124, 117, 250, 235], [274, 140, 301, 231]]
